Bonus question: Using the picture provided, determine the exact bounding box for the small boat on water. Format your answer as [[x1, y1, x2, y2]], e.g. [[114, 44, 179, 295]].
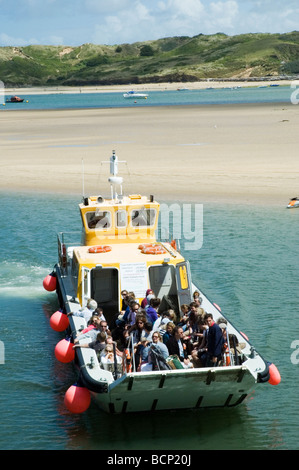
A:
[[6, 95, 24, 103], [287, 197, 299, 209], [44, 150, 280, 414], [123, 90, 148, 99]]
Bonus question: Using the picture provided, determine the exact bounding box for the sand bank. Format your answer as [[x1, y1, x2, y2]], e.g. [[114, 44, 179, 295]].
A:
[[4, 79, 296, 95], [0, 102, 298, 206]]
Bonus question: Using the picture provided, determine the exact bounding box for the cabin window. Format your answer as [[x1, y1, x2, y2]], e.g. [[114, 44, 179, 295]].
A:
[[131, 208, 156, 227], [115, 210, 127, 228], [86, 211, 111, 229]]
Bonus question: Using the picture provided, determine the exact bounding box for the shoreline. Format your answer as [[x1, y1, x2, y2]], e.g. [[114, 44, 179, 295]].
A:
[[1, 101, 298, 207], [4, 79, 296, 95]]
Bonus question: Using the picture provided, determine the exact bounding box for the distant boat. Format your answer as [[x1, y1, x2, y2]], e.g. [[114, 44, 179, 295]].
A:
[[177, 88, 189, 91], [286, 197, 299, 209], [6, 95, 24, 103], [123, 91, 148, 99]]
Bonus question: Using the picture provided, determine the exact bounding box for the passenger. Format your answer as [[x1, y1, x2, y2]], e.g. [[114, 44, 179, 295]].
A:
[[72, 331, 107, 354], [178, 304, 190, 327], [93, 307, 106, 322], [204, 313, 224, 367], [128, 314, 146, 343], [116, 328, 130, 352], [120, 290, 128, 311], [162, 321, 175, 344], [78, 314, 100, 335], [168, 309, 177, 324], [127, 301, 141, 326], [193, 290, 201, 300], [179, 304, 189, 320], [193, 296, 203, 308], [141, 289, 154, 309], [100, 344, 122, 368], [152, 310, 170, 333], [141, 332, 169, 371], [67, 298, 97, 323], [166, 326, 192, 368], [105, 335, 123, 358], [137, 337, 151, 370], [74, 319, 110, 343], [191, 319, 209, 367], [143, 321, 153, 342], [146, 298, 160, 324]]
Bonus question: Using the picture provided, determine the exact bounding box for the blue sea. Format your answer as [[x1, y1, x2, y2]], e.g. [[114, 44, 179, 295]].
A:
[[0, 87, 298, 451], [1, 83, 294, 110]]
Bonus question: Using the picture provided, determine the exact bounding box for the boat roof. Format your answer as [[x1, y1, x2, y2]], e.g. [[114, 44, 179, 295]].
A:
[[73, 241, 184, 266]]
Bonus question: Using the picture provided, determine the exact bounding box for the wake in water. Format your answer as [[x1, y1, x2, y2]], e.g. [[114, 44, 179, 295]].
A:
[[0, 260, 51, 298]]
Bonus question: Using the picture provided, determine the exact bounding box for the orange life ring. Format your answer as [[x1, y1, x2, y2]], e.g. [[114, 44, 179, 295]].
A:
[[88, 245, 112, 253], [141, 246, 167, 255], [138, 243, 160, 250]]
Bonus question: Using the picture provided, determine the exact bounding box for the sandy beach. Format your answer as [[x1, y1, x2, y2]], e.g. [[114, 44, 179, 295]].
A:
[[0, 98, 298, 206], [4, 79, 296, 95]]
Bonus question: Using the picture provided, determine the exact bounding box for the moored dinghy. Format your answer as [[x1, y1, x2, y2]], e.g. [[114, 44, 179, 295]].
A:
[[44, 150, 280, 414]]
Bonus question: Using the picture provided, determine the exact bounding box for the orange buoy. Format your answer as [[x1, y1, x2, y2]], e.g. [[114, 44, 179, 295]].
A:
[[88, 245, 112, 253], [54, 338, 75, 363], [213, 302, 221, 311], [268, 363, 281, 386], [50, 310, 69, 332], [64, 384, 91, 414], [43, 272, 57, 291]]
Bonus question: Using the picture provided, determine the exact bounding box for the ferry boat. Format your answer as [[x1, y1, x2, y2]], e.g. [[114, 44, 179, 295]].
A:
[[44, 151, 280, 414]]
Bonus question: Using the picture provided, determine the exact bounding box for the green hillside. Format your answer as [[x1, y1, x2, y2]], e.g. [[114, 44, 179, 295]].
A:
[[1, 32, 299, 87]]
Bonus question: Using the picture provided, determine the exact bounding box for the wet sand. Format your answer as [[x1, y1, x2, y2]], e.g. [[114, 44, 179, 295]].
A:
[[0, 101, 298, 205]]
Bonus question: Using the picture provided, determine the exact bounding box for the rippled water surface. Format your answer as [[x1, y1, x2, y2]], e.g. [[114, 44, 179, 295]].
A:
[[0, 191, 298, 450]]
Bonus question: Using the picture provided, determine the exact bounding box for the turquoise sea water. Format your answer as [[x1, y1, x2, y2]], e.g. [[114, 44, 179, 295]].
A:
[[1, 84, 293, 110], [0, 190, 298, 450], [0, 88, 298, 451]]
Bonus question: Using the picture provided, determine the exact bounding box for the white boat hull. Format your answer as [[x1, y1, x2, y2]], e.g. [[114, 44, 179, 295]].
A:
[[123, 93, 148, 99], [55, 264, 269, 414]]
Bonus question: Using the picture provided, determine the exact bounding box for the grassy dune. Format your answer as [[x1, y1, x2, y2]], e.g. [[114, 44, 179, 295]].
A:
[[1, 31, 299, 86]]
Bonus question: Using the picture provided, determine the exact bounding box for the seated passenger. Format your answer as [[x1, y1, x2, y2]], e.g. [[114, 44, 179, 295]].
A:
[[162, 321, 175, 344], [100, 345, 122, 368], [68, 298, 97, 323], [93, 307, 106, 322], [141, 289, 154, 309], [166, 326, 193, 368], [141, 332, 169, 371], [72, 331, 107, 354], [146, 298, 160, 324]]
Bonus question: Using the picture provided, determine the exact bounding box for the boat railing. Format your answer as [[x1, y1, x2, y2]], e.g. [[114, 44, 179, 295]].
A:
[[57, 231, 82, 275]]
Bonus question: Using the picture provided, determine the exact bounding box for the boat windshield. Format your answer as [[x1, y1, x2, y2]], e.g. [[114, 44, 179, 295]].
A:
[[86, 211, 111, 229], [131, 208, 156, 226]]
